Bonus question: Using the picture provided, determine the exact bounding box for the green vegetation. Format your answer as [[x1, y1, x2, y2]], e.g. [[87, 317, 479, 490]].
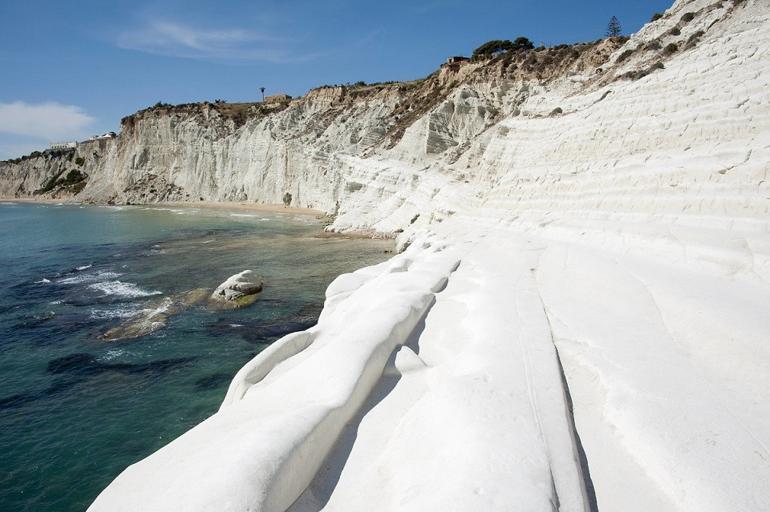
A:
[[33, 169, 88, 195], [35, 171, 65, 194], [472, 37, 534, 59], [645, 39, 663, 51], [617, 48, 635, 63], [686, 30, 705, 49], [669, 27, 681, 36], [75, 156, 85, 166], [651, 12, 664, 22], [282, 192, 292, 206], [606, 16, 622, 37], [61, 169, 86, 186], [681, 12, 696, 23], [664, 43, 679, 55], [621, 61, 665, 81]]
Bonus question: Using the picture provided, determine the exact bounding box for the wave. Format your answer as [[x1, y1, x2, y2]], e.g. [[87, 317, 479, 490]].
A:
[[57, 271, 122, 285], [99, 349, 128, 361], [230, 213, 258, 218], [89, 306, 145, 319], [144, 207, 190, 215], [87, 281, 161, 299], [75, 264, 93, 271], [35, 278, 51, 284]]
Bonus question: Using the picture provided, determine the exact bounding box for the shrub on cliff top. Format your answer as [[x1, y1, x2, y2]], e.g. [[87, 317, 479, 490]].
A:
[[513, 37, 534, 50], [472, 37, 533, 58], [651, 12, 664, 22]]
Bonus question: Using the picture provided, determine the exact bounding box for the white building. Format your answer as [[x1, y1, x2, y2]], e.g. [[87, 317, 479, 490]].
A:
[[86, 132, 117, 141], [49, 141, 77, 150]]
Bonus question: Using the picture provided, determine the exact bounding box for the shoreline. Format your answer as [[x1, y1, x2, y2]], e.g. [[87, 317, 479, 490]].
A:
[[0, 197, 323, 217], [0, 196, 395, 241]]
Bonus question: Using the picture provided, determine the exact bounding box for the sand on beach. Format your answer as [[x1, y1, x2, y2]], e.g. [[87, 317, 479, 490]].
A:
[[0, 197, 323, 217]]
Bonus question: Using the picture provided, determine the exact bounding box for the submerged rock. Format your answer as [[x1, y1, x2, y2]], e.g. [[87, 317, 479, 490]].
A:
[[101, 288, 210, 341], [210, 270, 263, 309]]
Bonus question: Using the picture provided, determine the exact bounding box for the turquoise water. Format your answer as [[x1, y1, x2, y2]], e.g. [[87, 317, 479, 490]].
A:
[[0, 202, 391, 511]]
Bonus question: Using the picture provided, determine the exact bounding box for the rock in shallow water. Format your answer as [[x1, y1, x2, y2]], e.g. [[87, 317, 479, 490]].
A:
[[210, 270, 263, 309], [101, 288, 210, 341]]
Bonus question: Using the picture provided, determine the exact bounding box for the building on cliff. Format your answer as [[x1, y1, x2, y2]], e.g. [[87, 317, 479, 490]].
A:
[[49, 141, 77, 150], [445, 56, 469, 65], [264, 93, 292, 104], [86, 132, 117, 141]]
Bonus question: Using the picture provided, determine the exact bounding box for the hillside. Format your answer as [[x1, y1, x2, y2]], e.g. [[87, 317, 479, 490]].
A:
[[5, 0, 769, 511]]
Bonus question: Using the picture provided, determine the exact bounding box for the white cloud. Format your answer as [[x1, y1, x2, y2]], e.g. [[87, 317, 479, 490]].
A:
[[117, 21, 291, 62], [0, 101, 95, 141]]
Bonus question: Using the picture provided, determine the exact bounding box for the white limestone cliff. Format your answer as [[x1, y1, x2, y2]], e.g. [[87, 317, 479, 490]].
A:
[[9, 0, 770, 510]]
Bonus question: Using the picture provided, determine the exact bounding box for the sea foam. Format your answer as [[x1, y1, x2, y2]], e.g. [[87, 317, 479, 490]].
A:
[[88, 281, 161, 299], [57, 271, 121, 285]]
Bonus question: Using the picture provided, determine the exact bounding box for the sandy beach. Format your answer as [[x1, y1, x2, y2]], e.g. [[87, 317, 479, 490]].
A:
[[0, 197, 323, 217]]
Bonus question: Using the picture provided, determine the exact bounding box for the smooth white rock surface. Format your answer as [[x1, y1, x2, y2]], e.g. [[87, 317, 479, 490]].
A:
[[211, 270, 263, 302]]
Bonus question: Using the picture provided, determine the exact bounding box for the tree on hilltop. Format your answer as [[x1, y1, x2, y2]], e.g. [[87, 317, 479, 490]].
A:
[[607, 16, 622, 37], [512, 37, 534, 50], [472, 37, 534, 59]]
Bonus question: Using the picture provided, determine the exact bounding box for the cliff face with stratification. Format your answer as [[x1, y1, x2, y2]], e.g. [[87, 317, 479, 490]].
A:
[[5, 0, 764, 240], [2, 25, 627, 223]]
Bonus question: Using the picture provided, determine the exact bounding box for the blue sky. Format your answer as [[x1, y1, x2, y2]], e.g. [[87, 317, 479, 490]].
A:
[[0, 0, 673, 159]]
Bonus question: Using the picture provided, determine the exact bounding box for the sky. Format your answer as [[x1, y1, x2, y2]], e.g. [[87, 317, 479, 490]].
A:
[[0, 0, 673, 159]]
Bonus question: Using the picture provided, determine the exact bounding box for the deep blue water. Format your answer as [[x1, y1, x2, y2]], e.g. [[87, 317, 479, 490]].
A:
[[0, 202, 391, 511]]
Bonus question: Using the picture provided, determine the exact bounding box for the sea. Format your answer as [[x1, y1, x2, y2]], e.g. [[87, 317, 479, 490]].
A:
[[0, 201, 391, 511]]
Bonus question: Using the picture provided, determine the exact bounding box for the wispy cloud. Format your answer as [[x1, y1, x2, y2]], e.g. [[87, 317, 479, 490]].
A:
[[116, 21, 295, 62], [0, 101, 95, 141]]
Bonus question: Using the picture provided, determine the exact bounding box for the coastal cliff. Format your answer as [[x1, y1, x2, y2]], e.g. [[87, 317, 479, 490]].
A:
[[7, 0, 770, 511], [0, 21, 656, 225], [3, 1, 766, 242]]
